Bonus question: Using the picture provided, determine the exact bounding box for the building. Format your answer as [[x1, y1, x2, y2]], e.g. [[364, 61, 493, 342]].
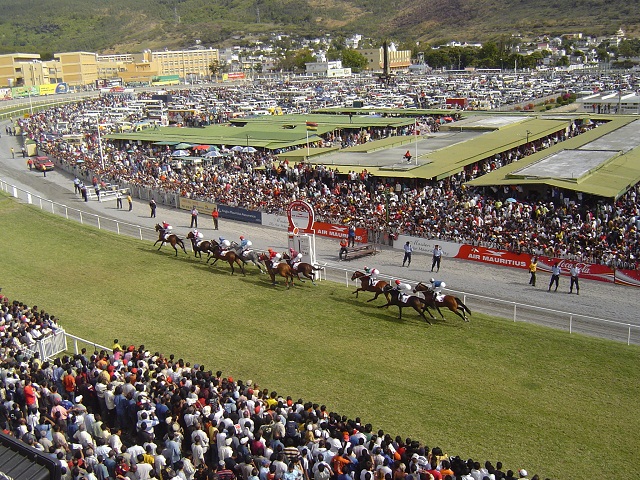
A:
[[143, 48, 219, 82], [359, 47, 411, 72], [305, 60, 352, 77], [54, 52, 99, 86], [0, 53, 61, 87]]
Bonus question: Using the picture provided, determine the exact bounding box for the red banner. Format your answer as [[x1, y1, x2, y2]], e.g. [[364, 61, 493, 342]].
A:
[[455, 245, 532, 269], [313, 222, 368, 243], [536, 256, 615, 283], [613, 268, 640, 287]]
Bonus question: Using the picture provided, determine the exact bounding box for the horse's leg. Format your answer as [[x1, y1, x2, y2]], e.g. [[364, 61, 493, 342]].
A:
[[451, 308, 467, 322], [238, 259, 246, 276], [436, 305, 445, 320], [353, 287, 361, 297], [398, 306, 403, 320], [415, 305, 432, 325], [157, 240, 165, 251], [368, 289, 381, 302]]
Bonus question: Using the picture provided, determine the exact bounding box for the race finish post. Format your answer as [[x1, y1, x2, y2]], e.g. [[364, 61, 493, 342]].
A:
[[286, 200, 317, 267]]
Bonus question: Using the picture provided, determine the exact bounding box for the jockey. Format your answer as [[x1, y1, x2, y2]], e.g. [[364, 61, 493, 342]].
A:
[[394, 280, 411, 302], [192, 229, 203, 245], [268, 248, 279, 268], [430, 278, 447, 301], [239, 236, 249, 248], [219, 238, 231, 255], [272, 253, 282, 268], [291, 252, 303, 270], [241, 240, 253, 256], [288, 247, 300, 266], [161, 221, 173, 239], [364, 266, 379, 284]]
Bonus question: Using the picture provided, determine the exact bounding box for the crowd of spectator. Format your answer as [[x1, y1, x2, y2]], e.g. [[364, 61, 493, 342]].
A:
[[16, 88, 640, 270], [0, 292, 546, 480]]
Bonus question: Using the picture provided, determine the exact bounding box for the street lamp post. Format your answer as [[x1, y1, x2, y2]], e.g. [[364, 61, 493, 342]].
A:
[[96, 116, 105, 170], [526, 129, 531, 145]]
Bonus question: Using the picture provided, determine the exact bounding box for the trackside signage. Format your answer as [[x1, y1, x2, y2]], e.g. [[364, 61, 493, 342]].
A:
[[394, 235, 461, 257], [286, 200, 315, 234], [455, 245, 531, 269], [536, 256, 615, 283], [314, 222, 368, 243]]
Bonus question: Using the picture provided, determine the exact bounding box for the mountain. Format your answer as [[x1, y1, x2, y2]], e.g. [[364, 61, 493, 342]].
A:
[[0, 0, 637, 55]]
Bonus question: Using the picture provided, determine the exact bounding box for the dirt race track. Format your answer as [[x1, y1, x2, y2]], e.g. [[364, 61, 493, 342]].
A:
[[1, 124, 638, 345]]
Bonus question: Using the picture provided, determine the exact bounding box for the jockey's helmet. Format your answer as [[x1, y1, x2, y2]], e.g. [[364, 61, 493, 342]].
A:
[[240, 236, 245, 240], [430, 278, 435, 283], [289, 247, 294, 253], [395, 279, 401, 285]]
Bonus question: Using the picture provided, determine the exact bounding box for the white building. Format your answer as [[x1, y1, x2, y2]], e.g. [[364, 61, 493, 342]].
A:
[[305, 60, 351, 77]]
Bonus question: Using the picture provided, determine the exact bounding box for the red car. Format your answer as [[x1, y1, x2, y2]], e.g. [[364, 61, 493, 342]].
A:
[[34, 156, 54, 171]]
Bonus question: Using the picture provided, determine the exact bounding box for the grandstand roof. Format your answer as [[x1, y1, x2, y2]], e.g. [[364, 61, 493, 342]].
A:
[[466, 117, 640, 199]]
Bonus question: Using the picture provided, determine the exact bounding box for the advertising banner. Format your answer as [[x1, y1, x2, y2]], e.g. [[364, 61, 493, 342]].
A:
[[0, 88, 12, 101], [178, 197, 216, 215], [55, 83, 69, 94], [394, 235, 462, 257], [286, 200, 315, 234], [11, 86, 38, 98], [224, 72, 246, 80], [536, 256, 615, 283], [38, 84, 57, 96], [217, 204, 262, 224], [455, 245, 532, 269], [262, 213, 289, 231], [614, 269, 640, 287], [313, 222, 368, 243]]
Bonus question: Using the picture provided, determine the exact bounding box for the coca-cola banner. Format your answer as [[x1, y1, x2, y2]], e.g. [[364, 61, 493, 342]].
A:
[[536, 256, 615, 283], [613, 269, 640, 287], [313, 222, 368, 243], [455, 245, 532, 269]]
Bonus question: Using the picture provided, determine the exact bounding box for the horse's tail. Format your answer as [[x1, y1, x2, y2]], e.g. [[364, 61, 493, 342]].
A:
[[456, 297, 471, 315]]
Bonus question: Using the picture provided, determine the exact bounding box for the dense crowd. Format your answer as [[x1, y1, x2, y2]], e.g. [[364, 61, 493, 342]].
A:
[[16, 88, 640, 270], [0, 292, 546, 480]]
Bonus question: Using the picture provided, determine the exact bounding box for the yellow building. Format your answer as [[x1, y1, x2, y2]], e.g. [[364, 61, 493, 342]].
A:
[[0, 53, 62, 87], [143, 48, 219, 81], [54, 52, 99, 86], [359, 48, 411, 72]]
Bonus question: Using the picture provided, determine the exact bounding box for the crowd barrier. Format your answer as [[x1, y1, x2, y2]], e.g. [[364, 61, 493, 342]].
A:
[[2, 177, 639, 345]]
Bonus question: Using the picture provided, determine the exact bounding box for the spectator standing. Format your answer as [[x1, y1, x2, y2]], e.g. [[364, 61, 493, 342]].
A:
[[116, 192, 123, 209], [528, 257, 537, 287], [402, 241, 413, 267], [339, 238, 348, 261], [149, 199, 157, 218], [212, 207, 219, 230], [348, 226, 356, 247], [127, 194, 133, 211], [548, 262, 561, 292], [27, 158, 33, 170], [569, 265, 580, 295], [10, 147, 14, 158], [190, 206, 199, 228], [431, 245, 443, 272]]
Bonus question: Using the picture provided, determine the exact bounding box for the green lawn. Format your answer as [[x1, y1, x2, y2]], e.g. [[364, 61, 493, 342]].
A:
[[1, 193, 638, 478]]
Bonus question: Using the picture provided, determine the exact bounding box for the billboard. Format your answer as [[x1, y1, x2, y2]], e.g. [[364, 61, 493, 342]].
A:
[[217, 205, 262, 224], [313, 222, 368, 243]]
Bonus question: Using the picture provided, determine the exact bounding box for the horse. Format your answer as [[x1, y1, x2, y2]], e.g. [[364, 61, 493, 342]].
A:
[[154, 224, 187, 256], [186, 232, 214, 259], [259, 253, 295, 288], [281, 252, 324, 285], [206, 241, 245, 275], [230, 241, 266, 274], [413, 282, 471, 322], [350, 271, 390, 302], [377, 285, 433, 324]]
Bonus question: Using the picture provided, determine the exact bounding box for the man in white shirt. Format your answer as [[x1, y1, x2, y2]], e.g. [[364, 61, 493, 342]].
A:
[[569, 265, 581, 294]]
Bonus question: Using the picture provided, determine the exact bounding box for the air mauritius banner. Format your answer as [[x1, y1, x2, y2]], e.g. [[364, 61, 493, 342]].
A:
[[314, 222, 368, 243], [455, 245, 532, 269]]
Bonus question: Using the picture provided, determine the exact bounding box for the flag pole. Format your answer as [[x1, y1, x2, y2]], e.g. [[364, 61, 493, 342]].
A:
[[414, 118, 418, 165], [306, 128, 310, 159]]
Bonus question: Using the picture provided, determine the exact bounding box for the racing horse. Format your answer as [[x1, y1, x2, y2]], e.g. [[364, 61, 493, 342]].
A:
[[187, 232, 214, 259], [154, 224, 187, 256], [413, 282, 471, 322], [259, 253, 295, 288], [281, 252, 325, 285], [378, 285, 433, 324], [350, 270, 390, 302], [230, 241, 266, 274], [206, 241, 245, 275]]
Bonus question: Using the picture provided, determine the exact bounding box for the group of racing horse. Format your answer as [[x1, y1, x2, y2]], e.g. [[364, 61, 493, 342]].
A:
[[153, 224, 471, 324]]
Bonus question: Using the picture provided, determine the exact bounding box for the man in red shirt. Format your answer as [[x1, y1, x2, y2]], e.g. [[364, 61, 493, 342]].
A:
[[23, 379, 38, 414]]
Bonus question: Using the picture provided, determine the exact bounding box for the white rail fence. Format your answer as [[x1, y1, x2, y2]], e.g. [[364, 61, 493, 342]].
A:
[[2, 178, 639, 346]]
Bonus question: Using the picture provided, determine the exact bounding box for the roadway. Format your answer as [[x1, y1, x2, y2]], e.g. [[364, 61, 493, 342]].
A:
[[1, 122, 638, 345]]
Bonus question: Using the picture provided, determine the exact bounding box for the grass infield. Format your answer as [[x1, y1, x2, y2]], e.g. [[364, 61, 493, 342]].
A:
[[1, 193, 638, 478]]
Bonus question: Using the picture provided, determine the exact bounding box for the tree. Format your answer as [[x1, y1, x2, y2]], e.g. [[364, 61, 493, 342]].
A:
[[340, 48, 367, 72], [293, 48, 315, 72], [208, 60, 226, 80]]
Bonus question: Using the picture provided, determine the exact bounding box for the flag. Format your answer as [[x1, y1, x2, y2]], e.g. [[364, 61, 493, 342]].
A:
[[306, 121, 318, 131]]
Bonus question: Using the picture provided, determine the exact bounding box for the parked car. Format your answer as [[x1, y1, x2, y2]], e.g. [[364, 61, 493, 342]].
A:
[[34, 156, 54, 171]]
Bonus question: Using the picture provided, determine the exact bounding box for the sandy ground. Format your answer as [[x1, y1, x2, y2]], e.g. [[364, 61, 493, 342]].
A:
[[1, 124, 637, 344]]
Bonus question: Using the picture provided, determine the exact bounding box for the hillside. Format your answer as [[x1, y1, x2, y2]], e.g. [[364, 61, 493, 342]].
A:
[[0, 0, 637, 55]]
